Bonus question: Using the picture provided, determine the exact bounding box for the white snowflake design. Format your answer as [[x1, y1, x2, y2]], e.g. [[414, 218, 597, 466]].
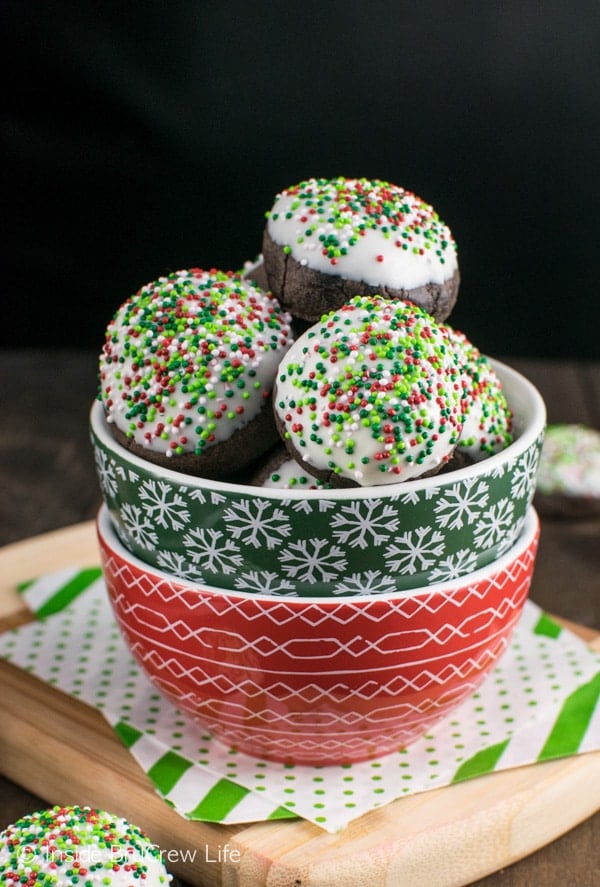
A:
[[138, 479, 191, 531], [289, 498, 314, 515], [115, 464, 139, 483], [156, 550, 207, 583], [489, 461, 507, 479], [332, 570, 397, 596], [497, 514, 524, 556], [282, 498, 337, 515], [397, 489, 421, 506], [330, 500, 399, 549], [119, 503, 159, 551], [384, 526, 446, 576], [511, 444, 541, 501], [429, 548, 479, 582], [222, 498, 292, 550], [279, 538, 348, 584], [182, 527, 244, 576], [473, 498, 516, 550], [434, 477, 490, 530], [94, 447, 118, 498], [234, 570, 296, 595]]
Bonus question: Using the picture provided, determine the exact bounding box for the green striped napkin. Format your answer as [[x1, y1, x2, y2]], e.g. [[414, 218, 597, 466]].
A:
[[1, 568, 598, 833]]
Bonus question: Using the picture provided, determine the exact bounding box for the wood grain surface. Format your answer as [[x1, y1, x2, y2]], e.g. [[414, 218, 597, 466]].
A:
[[1, 349, 599, 886]]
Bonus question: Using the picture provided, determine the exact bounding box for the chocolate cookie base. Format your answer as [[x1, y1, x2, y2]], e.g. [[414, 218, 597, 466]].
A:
[[108, 404, 280, 480], [262, 228, 460, 322]]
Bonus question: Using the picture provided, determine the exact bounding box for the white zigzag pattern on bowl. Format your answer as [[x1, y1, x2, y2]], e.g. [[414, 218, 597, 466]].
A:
[[117, 626, 513, 703], [112, 586, 527, 661], [152, 675, 481, 729]]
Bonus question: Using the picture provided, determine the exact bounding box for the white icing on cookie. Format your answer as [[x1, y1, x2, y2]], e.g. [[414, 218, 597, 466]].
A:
[[537, 424, 600, 497], [267, 177, 458, 289], [0, 806, 171, 885], [99, 268, 293, 458], [274, 296, 465, 485], [261, 457, 329, 489], [446, 327, 513, 460]]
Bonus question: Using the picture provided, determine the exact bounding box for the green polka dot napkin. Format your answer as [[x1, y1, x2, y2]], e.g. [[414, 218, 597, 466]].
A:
[[1, 568, 599, 833]]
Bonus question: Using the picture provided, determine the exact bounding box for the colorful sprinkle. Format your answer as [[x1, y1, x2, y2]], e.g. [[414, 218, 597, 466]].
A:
[[537, 424, 600, 498], [266, 177, 458, 289], [0, 806, 171, 885], [99, 268, 294, 458], [444, 326, 513, 460], [274, 296, 467, 485]]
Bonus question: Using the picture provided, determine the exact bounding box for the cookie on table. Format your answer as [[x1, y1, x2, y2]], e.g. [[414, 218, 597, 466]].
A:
[[0, 805, 173, 885], [99, 268, 294, 479], [535, 424, 600, 518], [273, 295, 466, 487], [262, 176, 460, 323]]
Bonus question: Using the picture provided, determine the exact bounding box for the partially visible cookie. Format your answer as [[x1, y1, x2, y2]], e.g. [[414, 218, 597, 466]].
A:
[[446, 326, 514, 462], [262, 176, 459, 323], [535, 424, 600, 518], [0, 805, 173, 885], [241, 253, 269, 291], [99, 267, 294, 478], [249, 444, 332, 489]]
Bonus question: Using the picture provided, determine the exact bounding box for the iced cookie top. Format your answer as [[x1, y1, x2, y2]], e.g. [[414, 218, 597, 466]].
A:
[[99, 268, 293, 458], [266, 177, 458, 289], [261, 457, 331, 489], [0, 806, 171, 886], [537, 424, 600, 497], [447, 327, 513, 460], [274, 296, 466, 485]]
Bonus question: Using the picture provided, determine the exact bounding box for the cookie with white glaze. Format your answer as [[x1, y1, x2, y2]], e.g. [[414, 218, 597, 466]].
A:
[[273, 295, 466, 487], [99, 268, 294, 478], [535, 424, 600, 518], [446, 326, 513, 462], [0, 805, 172, 886], [249, 443, 332, 489], [242, 254, 312, 340], [262, 177, 460, 323]]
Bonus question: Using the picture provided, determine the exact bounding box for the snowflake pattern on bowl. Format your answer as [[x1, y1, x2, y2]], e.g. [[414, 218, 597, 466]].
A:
[[92, 430, 544, 597]]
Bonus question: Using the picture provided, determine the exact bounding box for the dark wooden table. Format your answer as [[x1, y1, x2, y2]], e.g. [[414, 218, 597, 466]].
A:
[[1, 348, 599, 886]]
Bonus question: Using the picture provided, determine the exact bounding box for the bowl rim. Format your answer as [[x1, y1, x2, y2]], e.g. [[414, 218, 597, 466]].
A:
[[97, 502, 539, 605], [90, 357, 546, 502]]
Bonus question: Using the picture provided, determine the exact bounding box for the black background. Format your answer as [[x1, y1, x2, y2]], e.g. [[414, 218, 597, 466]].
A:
[[3, 1, 600, 358]]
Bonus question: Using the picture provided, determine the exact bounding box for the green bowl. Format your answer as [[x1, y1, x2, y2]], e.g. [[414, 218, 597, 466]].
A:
[[90, 359, 545, 597]]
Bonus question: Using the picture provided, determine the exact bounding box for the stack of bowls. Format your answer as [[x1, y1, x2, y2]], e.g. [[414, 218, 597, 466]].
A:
[[91, 358, 546, 765]]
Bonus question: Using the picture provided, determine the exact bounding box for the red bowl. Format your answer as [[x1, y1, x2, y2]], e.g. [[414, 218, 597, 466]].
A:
[[97, 505, 540, 765]]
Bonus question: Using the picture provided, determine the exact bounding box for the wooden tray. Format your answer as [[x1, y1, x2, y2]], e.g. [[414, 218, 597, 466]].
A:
[[1, 522, 599, 887]]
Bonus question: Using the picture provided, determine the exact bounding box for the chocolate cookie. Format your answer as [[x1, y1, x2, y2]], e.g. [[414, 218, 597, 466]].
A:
[[273, 295, 466, 487], [535, 424, 600, 518], [241, 253, 269, 291], [99, 267, 294, 478], [249, 443, 331, 489], [0, 806, 173, 886], [446, 326, 514, 462], [263, 177, 460, 323]]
